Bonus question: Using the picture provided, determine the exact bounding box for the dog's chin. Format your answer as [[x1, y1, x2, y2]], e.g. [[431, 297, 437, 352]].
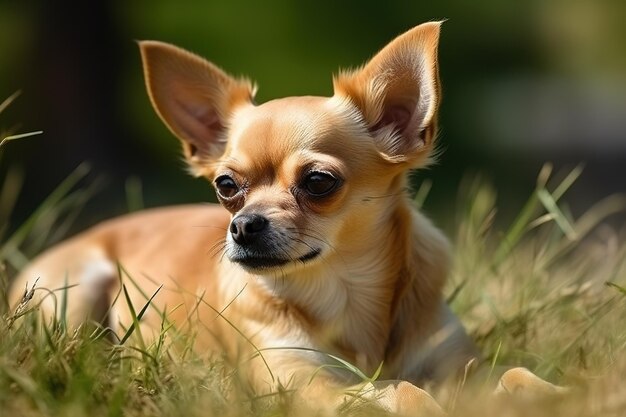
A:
[[229, 248, 322, 272]]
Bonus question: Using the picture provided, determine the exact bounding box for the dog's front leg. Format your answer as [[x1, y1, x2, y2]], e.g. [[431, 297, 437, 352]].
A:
[[495, 367, 570, 398], [291, 375, 446, 416], [343, 380, 447, 417], [245, 353, 446, 416]]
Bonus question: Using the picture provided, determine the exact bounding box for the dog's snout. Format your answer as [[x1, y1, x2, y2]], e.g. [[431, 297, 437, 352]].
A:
[[230, 214, 269, 245]]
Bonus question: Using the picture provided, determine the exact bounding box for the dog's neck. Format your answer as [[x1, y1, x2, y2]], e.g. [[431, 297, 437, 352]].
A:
[[251, 191, 415, 371]]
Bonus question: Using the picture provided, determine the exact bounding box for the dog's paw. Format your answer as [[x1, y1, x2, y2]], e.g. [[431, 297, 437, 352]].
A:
[[355, 380, 446, 416], [494, 367, 569, 399]]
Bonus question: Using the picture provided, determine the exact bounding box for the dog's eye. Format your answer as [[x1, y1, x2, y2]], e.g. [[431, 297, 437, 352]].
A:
[[303, 172, 338, 196], [215, 175, 240, 199]]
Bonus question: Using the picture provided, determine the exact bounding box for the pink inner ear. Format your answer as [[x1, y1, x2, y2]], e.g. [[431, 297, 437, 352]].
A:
[[376, 104, 412, 133], [195, 106, 224, 133], [173, 99, 224, 150]]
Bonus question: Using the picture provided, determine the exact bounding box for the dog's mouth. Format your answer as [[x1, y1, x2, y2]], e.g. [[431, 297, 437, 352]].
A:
[[230, 248, 321, 270]]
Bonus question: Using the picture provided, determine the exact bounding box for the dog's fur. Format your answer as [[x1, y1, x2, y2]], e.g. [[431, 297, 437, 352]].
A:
[[11, 22, 489, 414]]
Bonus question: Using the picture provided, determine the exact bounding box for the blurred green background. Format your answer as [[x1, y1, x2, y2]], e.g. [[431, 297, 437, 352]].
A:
[[1, 0, 625, 237]]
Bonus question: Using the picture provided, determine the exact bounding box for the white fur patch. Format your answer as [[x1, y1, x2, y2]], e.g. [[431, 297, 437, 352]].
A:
[[78, 258, 117, 302]]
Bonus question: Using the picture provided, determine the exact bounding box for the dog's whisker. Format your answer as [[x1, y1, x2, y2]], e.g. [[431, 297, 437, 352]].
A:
[[361, 190, 408, 201], [289, 237, 316, 254], [207, 239, 227, 259], [284, 228, 335, 252], [277, 241, 295, 262], [193, 225, 229, 231]]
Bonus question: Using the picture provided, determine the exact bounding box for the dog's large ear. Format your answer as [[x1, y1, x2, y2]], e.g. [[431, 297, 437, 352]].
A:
[[139, 41, 255, 175], [333, 22, 441, 165]]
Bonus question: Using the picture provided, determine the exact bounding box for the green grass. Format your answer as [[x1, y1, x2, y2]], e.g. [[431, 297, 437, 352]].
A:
[[0, 91, 43, 150], [1, 95, 625, 415]]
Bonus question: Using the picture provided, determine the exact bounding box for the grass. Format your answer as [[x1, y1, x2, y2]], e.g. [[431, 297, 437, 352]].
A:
[[0, 91, 43, 150], [1, 96, 625, 415], [443, 168, 626, 416]]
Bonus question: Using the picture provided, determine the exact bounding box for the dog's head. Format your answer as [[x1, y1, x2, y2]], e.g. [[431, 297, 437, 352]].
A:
[[139, 22, 441, 274]]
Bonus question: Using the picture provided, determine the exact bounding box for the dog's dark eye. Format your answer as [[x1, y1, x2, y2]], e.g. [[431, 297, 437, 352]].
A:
[[302, 172, 339, 196], [215, 175, 240, 199]]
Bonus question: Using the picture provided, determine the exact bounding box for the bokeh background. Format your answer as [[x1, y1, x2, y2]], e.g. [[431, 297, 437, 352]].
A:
[[1, 0, 625, 238]]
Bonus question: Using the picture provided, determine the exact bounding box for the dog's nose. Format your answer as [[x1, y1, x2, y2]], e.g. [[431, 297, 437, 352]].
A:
[[230, 214, 269, 245]]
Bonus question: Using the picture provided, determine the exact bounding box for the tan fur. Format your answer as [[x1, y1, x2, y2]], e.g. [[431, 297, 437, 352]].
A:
[[10, 22, 560, 415]]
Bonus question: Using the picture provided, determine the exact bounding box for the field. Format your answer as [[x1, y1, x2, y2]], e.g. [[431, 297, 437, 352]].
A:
[[1, 113, 625, 415]]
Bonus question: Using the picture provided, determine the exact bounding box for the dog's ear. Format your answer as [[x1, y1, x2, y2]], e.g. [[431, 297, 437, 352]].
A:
[[139, 41, 255, 175], [333, 22, 441, 165]]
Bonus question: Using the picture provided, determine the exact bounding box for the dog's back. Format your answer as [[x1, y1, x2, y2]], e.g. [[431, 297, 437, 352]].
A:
[[10, 206, 229, 336]]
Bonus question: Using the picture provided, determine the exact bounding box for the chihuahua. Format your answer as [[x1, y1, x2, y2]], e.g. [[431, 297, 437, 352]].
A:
[[12, 22, 550, 415]]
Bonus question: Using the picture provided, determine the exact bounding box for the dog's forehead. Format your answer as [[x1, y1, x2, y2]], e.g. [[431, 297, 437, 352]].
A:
[[227, 96, 364, 162]]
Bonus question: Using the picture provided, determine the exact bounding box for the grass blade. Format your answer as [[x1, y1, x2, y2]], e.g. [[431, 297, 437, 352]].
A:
[[552, 164, 584, 201], [606, 282, 626, 296], [493, 187, 540, 266], [0, 163, 90, 267], [125, 176, 144, 212], [0, 90, 21, 114], [59, 275, 69, 333], [0, 130, 43, 148], [494, 165, 583, 265], [537, 189, 577, 240], [118, 283, 162, 346], [413, 178, 432, 209]]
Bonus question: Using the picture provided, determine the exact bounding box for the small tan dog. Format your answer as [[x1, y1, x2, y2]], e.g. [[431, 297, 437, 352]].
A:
[[10, 22, 562, 415]]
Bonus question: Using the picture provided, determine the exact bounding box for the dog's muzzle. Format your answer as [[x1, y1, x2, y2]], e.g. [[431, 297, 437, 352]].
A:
[[227, 213, 321, 269]]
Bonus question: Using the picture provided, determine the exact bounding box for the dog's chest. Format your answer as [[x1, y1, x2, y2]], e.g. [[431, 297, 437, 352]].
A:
[[260, 270, 395, 372]]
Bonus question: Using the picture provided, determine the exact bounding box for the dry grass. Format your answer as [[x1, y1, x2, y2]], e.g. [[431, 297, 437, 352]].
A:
[[442, 166, 626, 416]]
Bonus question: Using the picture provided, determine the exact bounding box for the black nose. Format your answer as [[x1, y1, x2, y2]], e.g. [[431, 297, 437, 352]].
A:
[[230, 214, 269, 245]]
